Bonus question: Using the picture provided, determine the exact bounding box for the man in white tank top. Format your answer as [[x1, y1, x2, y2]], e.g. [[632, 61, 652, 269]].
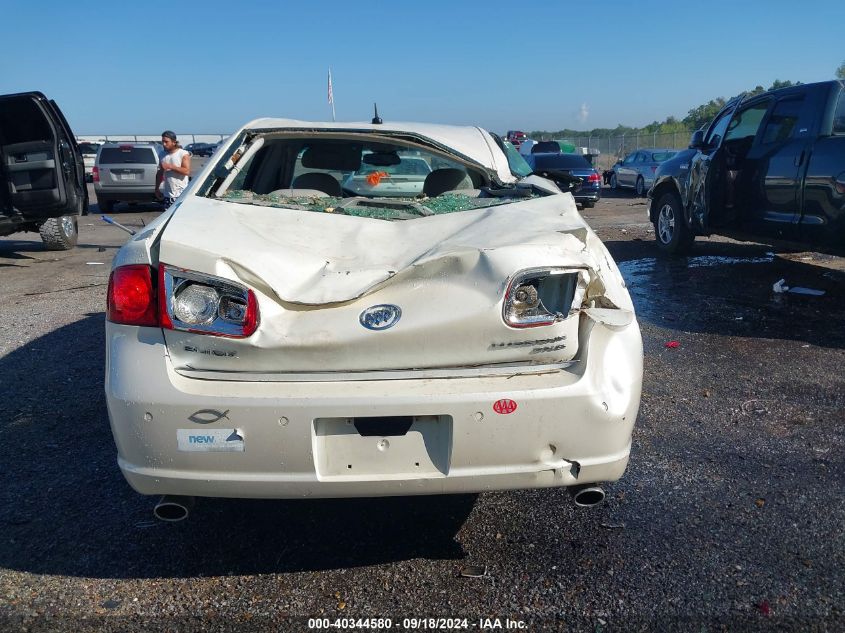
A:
[[155, 130, 191, 208]]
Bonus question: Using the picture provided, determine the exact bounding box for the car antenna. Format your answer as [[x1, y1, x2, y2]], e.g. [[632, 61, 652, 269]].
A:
[[371, 103, 383, 125]]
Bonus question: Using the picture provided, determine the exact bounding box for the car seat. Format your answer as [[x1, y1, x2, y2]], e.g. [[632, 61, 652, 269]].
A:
[[422, 168, 473, 197], [291, 172, 342, 197]]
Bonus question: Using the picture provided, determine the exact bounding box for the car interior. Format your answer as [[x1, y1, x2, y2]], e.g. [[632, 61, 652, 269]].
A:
[[220, 137, 486, 199], [0, 96, 65, 213], [712, 100, 771, 213]]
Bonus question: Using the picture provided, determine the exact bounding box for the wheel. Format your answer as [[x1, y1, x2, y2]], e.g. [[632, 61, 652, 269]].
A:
[[582, 200, 595, 208], [654, 191, 694, 255], [99, 198, 115, 213], [610, 173, 618, 190], [635, 176, 646, 197], [39, 215, 78, 251]]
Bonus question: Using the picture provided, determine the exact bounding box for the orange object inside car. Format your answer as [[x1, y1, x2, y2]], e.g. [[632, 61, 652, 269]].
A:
[[366, 171, 389, 186]]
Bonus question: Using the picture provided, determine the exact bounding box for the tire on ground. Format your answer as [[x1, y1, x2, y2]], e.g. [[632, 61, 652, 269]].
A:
[[653, 191, 694, 255], [39, 216, 79, 251]]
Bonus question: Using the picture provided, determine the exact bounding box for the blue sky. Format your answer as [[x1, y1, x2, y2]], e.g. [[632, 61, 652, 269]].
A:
[[1, 0, 842, 135]]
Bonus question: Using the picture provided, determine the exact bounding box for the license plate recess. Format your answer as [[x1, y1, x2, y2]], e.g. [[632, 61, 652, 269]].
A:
[[313, 415, 452, 478]]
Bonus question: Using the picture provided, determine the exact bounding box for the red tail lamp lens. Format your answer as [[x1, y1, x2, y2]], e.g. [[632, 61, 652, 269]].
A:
[[107, 265, 157, 326]]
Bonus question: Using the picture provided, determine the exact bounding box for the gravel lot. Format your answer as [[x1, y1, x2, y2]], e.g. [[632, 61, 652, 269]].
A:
[[0, 186, 843, 632]]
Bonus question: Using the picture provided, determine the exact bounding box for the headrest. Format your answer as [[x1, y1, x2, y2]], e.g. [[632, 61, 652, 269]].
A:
[[300, 144, 361, 171], [291, 172, 342, 197], [423, 168, 473, 197]]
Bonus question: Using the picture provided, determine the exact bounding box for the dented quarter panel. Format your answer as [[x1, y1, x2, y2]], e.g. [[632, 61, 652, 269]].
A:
[[111, 203, 180, 267]]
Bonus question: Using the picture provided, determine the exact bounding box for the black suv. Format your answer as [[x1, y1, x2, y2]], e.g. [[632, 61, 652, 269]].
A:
[[0, 91, 88, 250]]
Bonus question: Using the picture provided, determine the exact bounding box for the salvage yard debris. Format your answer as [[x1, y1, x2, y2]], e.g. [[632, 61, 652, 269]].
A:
[[772, 278, 826, 296], [459, 565, 488, 578], [741, 400, 769, 416]]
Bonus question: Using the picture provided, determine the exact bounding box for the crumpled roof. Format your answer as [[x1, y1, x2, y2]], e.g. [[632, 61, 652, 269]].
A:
[[240, 118, 516, 184]]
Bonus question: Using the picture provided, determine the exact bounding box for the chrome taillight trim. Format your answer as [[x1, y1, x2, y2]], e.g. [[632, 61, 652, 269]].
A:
[[160, 264, 257, 337], [502, 267, 588, 329]]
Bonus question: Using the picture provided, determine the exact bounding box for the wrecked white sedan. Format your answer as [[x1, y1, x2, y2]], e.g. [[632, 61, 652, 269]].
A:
[[105, 118, 643, 521]]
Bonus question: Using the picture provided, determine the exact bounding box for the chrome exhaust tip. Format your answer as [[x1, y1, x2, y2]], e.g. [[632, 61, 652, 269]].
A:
[[570, 485, 606, 508], [153, 495, 195, 522]]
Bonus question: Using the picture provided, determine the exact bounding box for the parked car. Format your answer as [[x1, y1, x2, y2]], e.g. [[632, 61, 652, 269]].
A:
[[649, 80, 845, 254], [77, 141, 101, 182], [518, 139, 537, 155], [531, 141, 562, 154], [505, 130, 528, 149], [609, 148, 677, 196], [211, 138, 227, 154], [94, 142, 162, 212], [0, 91, 88, 250], [341, 153, 433, 197], [104, 117, 642, 520], [523, 152, 602, 208], [185, 142, 214, 157]]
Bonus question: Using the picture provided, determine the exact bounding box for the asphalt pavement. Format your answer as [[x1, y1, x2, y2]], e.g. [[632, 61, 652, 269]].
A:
[[0, 186, 843, 632]]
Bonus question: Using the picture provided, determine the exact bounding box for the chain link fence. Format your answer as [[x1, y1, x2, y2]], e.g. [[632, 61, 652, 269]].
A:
[[536, 130, 694, 171]]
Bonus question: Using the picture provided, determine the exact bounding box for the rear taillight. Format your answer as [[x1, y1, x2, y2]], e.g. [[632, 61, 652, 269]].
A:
[[92, 166, 99, 183], [650, 166, 657, 173], [107, 265, 157, 326], [588, 172, 601, 183], [158, 264, 259, 338], [503, 268, 587, 328]]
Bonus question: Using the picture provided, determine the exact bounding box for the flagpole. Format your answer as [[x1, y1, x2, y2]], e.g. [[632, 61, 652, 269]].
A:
[[328, 68, 336, 122]]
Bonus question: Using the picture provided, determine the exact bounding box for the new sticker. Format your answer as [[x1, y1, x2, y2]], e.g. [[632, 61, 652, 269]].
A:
[[177, 428, 244, 452], [493, 399, 518, 414]]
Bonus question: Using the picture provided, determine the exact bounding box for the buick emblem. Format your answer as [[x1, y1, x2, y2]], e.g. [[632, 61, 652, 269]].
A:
[[359, 304, 402, 330]]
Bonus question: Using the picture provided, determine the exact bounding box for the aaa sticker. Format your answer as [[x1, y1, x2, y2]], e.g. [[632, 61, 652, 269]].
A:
[[493, 399, 518, 414]]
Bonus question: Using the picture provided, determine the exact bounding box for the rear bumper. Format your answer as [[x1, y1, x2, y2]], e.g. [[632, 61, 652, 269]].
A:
[[575, 190, 601, 203], [105, 320, 643, 499]]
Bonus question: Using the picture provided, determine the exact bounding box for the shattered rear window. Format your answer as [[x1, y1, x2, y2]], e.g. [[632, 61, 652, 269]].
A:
[[209, 135, 540, 218], [219, 190, 528, 220]]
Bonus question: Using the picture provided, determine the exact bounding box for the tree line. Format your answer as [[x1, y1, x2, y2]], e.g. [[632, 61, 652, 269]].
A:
[[528, 79, 808, 140]]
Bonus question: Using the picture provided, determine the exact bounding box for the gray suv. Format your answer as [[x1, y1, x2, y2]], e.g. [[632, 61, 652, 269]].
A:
[[94, 142, 162, 212]]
